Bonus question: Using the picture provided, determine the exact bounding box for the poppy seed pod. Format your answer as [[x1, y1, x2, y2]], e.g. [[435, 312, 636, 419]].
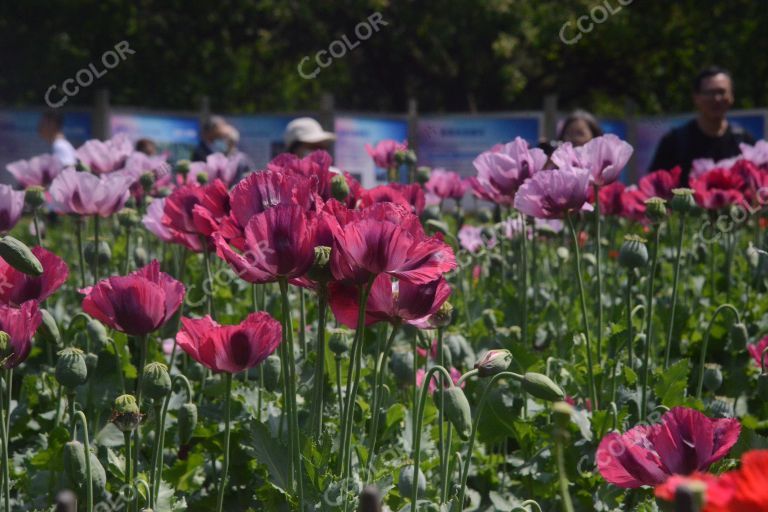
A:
[[415, 166, 431, 184], [619, 235, 649, 270], [474, 349, 512, 377], [730, 322, 749, 347], [55, 347, 88, 389], [0, 236, 43, 276], [86, 318, 109, 351], [24, 186, 46, 209], [84, 240, 111, 268], [63, 440, 107, 498], [307, 246, 333, 282], [328, 329, 352, 356], [429, 301, 454, 328], [261, 355, 282, 392], [37, 309, 61, 346], [397, 465, 426, 499], [139, 172, 155, 193], [111, 394, 142, 432], [522, 372, 565, 402], [134, 246, 148, 267], [389, 350, 414, 384], [85, 353, 99, 374], [703, 364, 723, 392], [175, 160, 190, 177], [177, 402, 198, 444], [644, 197, 667, 224], [142, 362, 172, 401], [670, 188, 696, 214], [196, 172, 209, 185], [117, 208, 141, 229], [552, 401, 575, 431], [434, 385, 473, 440], [330, 174, 350, 201]]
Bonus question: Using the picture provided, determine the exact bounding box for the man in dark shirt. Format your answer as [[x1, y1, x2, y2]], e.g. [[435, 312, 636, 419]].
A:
[[649, 66, 754, 184], [191, 115, 227, 162]]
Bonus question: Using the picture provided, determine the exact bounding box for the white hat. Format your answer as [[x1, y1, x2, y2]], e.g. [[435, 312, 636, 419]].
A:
[[284, 117, 336, 148]]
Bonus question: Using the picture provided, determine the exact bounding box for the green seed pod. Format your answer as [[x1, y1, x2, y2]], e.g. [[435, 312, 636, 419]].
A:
[[84, 240, 111, 267], [117, 208, 141, 228], [330, 174, 350, 201], [644, 197, 667, 224], [142, 362, 171, 401], [328, 329, 352, 356], [703, 364, 723, 392], [429, 301, 454, 328], [670, 188, 696, 214], [522, 372, 565, 402], [177, 402, 198, 444], [134, 246, 148, 268], [389, 349, 414, 384], [55, 347, 88, 389], [552, 401, 575, 430], [474, 349, 512, 377], [477, 208, 494, 224], [139, 172, 155, 194], [63, 440, 107, 498], [25, 186, 46, 209], [730, 322, 749, 347], [435, 386, 472, 440], [37, 309, 61, 346], [85, 353, 99, 374], [397, 465, 426, 499], [556, 246, 570, 261], [86, 319, 109, 351], [0, 236, 43, 276], [619, 235, 649, 270], [415, 166, 431, 184], [111, 394, 142, 432], [306, 245, 333, 282], [196, 172, 209, 185], [175, 160, 190, 178], [674, 480, 707, 510], [261, 355, 282, 392]]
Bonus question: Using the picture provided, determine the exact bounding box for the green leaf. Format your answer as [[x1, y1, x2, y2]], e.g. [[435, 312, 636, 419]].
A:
[[653, 359, 690, 408], [248, 422, 291, 492]]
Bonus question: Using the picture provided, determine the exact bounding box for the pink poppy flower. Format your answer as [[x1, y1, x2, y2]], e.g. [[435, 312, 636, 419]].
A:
[[75, 134, 134, 174], [176, 312, 281, 374], [80, 260, 185, 336], [0, 185, 25, 233], [575, 134, 634, 186], [416, 366, 464, 395], [360, 183, 425, 215], [268, 150, 335, 201], [691, 168, 746, 210], [143, 198, 201, 249], [472, 137, 547, 205], [48, 168, 137, 217], [0, 300, 42, 368], [596, 407, 741, 488], [188, 153, 238, 187], [365, 140, 407, 169], [0, 246, 69, 306], [740, 140, 768, 168], [6, 154, 64, 188], [192, 179, 231, 237], [514, 164, 593, 219], [458, 225, 494, 253], [425, 169, 468, 200], [747, 335, 768, 369]]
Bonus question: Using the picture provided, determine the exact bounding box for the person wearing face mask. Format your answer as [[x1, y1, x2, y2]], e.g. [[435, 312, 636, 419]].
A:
[[192, 115, 228, 161], [283, 117, 336, 158]]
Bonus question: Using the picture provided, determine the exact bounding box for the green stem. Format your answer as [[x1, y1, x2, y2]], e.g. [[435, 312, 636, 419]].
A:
[[594, 184, 603, 363], [695, 304, 740, 399], [124, 226, 132, 274], [203, 242, 216, 319], [640, 226, 662, 421], [521, 213, 529, 347], [149, 403, 161, 508], [664, 214, 687, 368], [72, 411, 93, 512], [366, 322, 400, 478], [309, 284, 328, 439], [76, 216, 87, 288], [216, 373, 233, 512], [299, 288, 307, 357], [93, 215, 100, 284], [124, 431, 133, 503], [566, 214, 598, 409], [555, 435, 575, 512], [33, 210, 43, 248], [0, 371, 10, 512]]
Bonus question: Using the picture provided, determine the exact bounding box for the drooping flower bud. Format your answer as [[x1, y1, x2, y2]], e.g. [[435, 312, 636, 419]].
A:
[[389, 350, 414, 384], [552, 401, 575, 431], [111, 394, 142, 432], [703, 364, 723, 392], [84, 240, 111, 267], [330, 174, 350, 201], [134, 246, 148, 267], [55, 347, 88, 389], [415, 166, 431, 184], [397, 465, 426, 499], [328, 329, 352, 356], [670, 188, 696, 214], [474, 349, 512, 377], [0, 236, 43, 276], [177, 402, 198, 444], [84, 319, 108, 352], [142, 362, 172, 401], [644, 197, 667, 224], [730, 322, 749, 347], [24, 186, 46, 209], [619, 235, 649, 270], [434, 385, 473, 440], [261, 355, 282, 392], [37, 309, 61, 346], [522, 372, 565, 402], [85, 353, 99, 374], [63, 440, 107, 499], [556, 246, 570, 261]]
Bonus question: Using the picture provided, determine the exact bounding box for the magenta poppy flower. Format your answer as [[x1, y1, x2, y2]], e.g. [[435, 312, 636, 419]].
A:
[[48, 168, 137, 217], [597, 407, 741, 488], [6, 154, 64, 188], [0, 300, 42, 368], [638, 167, 682, 200], [593, 181, 626, 216], [748, 335, 768, 369], [330, 208, 456, 285], [458, 225, 495, 253], [75, 134, 133, 174], [472, 138, 547, 205], [514, 164, 593, 219], [176, 312, 281, 373], [365, 140, 407, 169], [0, 246, 69, 306], [574, 134, 634, 186], [328, 274, 451, 328], [416, 366, 463, 395], [188, 153, 238, 187], [360, 183, 426, 215], [161, 181, 229, 252], [80, 260, 185, 336], [426, 169, 468, 200], [691, 167, 746, 210], [0, 184, 25, 233], [228, 170, 314, 233], [192, 179, 231, 237], [213, 204, 317, 284], [268, 150, 335, 200]]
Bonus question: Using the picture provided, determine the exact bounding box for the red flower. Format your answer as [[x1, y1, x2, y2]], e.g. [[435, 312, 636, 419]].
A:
[[747, 335, 768, 369], [0, 246, 69, 306], [176, 312, 281, 373], [192, 179, 231, 237], [654, 472, 734, 511], [80, 261, 185, 336], [0, 301, 42, 368], [267, 150, 334, 201], [691, 168, 746, 210], [592, 181, 626, 216], [597, 407, 740, 488], [360, 183, 426, 215], [719, 450, 768, 511], [213, 204, 317, 284], [161, 183, 208, 252], [328, 274, 451, 328], [638, 167, 682, 199]]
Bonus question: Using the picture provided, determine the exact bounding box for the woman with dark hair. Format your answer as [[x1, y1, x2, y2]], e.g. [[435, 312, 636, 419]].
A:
[[558, 110, 603, 147]]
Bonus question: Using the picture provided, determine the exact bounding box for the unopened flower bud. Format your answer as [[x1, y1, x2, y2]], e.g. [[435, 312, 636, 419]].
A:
[[415, 166, 431, 184], [177, 402, 198, 444], [111, 394, 142, 432], [63, 440, 107, 498], [55, 347, 88, 389], [139, 172, 155, 193], [552, 401, 575, 430], [556, 247, 570, 261], [674, 480, 707, 511], [397, 465, 426, 499], [118, 208, 140, 228], [196, 172, 209, 185], [329, 329, 352, 355], [84, 240, 111, 267], [474, 349, 512, 377], [86, 319, 109, 351], [175, 160, 190, 177], [330, 174, 350, 201], [434, 385, 472, 440], [142, 362, 171, 401], [307, 245, 332, 282], [85, 353, 99, 374], [730, 322, 749, 347], [389, 350, 414, 384], [37, 309, 61, 346], [619, 235, 649, 270], [134, 247, 148, 267], [522, 372, 565, 402], [703, 364, 723, 392], [670, 188, 696, 214], [0, 236, 43, 276], [25, 186, 46, 209], [261, 355, 282, 392], [644, 197, 667, 224]]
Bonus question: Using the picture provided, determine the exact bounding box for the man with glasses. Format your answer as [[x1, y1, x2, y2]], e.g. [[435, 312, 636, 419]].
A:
[[649, 66, 754, 184]]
